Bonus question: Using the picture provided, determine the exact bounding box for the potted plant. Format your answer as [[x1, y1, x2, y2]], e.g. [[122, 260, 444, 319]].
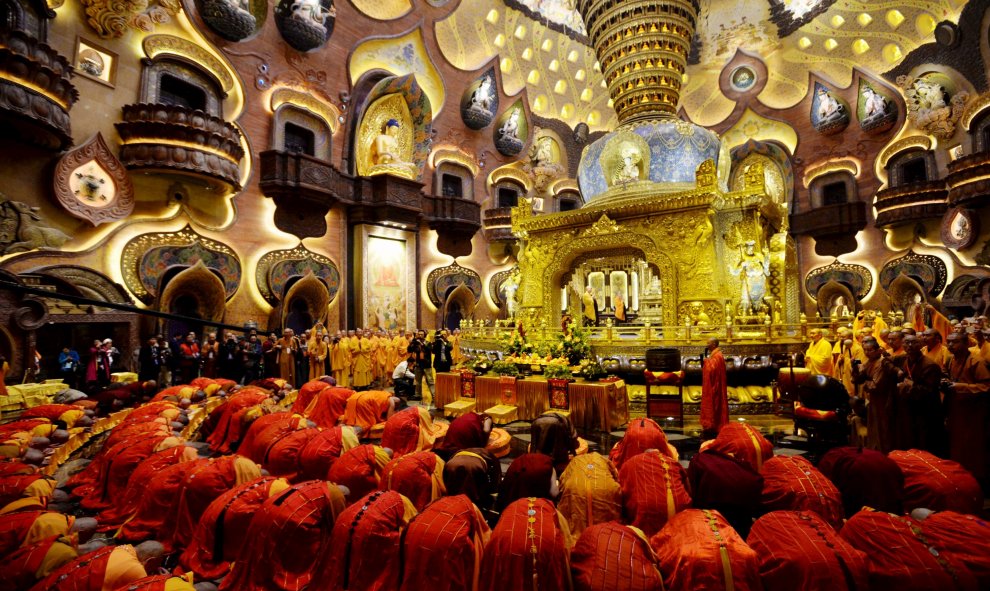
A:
[[491, 360, 520, 377]]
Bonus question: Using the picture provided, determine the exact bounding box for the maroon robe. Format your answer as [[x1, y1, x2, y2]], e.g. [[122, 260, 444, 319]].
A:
[[701, 348, 729, 433]]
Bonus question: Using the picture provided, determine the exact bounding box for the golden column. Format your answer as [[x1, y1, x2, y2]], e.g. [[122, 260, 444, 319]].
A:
[[576, 0, 698, 122]]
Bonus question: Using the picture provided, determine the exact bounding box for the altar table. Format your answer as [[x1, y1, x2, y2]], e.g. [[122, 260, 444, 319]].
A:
[[1, 381, 68, 411]]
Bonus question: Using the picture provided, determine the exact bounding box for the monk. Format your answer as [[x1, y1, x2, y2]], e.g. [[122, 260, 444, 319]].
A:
[[701, 337, 729, 436], [818, 446, 904, 517], [380, 406, 437, 456], [478, 497, 573, 591], [275, 329, 299, 385], [495, 453, 557, 513], [236, 411, 308, 464], [529, 412, 579, 476], [381, 450, 445, 511], [297, 425, 360, 481], [943, 330, 990, 488], [343, 390, 399, 432], [326, 444, 392, 502], [262, 427, 320, 479], [435, 412, 493, 459], [700, 422, 773, 472], [620, 448, 692, 536], [0, 535, 78, 591], [399, 494, 491, 591], [307, 328, 329, 380], [893, 333, 945, 453], [306, 386, 356, 428], [97, 444, 199, 528], [292, 378, 331, 415], [916, 509, 990, 590], [117, 458, 212, 543], [650, 509, 762, 591], [75, 432, 182, 512], [571, 522, 664, 591], [331, 334, 351, 387], [179, 476, 291, 580], [831, 329, 863, 396], [352, 333, 374, 389], [205, 388, 271, 453], [0, 511, 81, 556], [759, 455, 843, 530], [687, 449, 763, 538], [28, 541, 166, 591], [104, 574, 196, 590], [748, 511, 869, 591], [442, 448, 502, 511], [923, 328, 953, 368], [0, 473, 56, 509], [889, 449, 983, 515], [20, 404, 89, 429], [804, 328, 833, 375], [609, 418, 675, 470], [309, 490, 418, 591], [556, 451, 621, 538], [851, 336, 899, 452]]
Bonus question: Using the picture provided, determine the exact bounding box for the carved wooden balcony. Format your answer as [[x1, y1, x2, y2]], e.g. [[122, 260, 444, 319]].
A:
[[259, 149, 354, 238], [348, 174, 425, 227], [423, 194, 481, 236], [0, 29, 77, 150], [790, 201, 868, 239], [946, 151, 990, 208], [482, 207, 516, 243], [115, 104, 244, 191], [874, 180, 947, 228]]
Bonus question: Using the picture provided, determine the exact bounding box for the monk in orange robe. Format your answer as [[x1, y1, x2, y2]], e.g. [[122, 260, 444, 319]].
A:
[[619, 448, 692, 536], [556, 452, 621, 538], [700, 337, 729, 435], [65, 421, 171, 492], [0, 473, 55, 509], [297, 425, 359, 481], [310, 490, 417, 591], [78, 434, 185, 512], [478, 497, 573, 591], [307, 386, 356, 428], [97, 444, 199, 528], [443, 448, 502, 511], [700, 422, 774, 472], [292, 378, 330, 415], [0, 511, 76, 556], [381, 450, 445, 511], [944, 330, 990, 488], [651, 509, 762, 591], [116, 458, 211, 543], [609, 418, 676, 470], [748, 511, 869, 591], [167, 455, 261, 551], [205, 388, 271, 453], [28, 542, 166, 591], [178, 476, 290, 581], [327, 444, 392, 503], [571, 522, 664, 591], [495, 453, 557, 513], [262, 427, 320, 479], [380, 406, 436, 456], [343, 390, 399, 433], [759, 455, 844, 531], [399, 494, 490, 591], [0, 535, 77, 591], [236, 411, 308, 464], [889, 449, 983, 515]]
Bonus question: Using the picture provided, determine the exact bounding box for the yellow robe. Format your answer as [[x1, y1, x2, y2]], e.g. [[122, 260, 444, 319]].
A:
[[805, 338, 834, 376], [276, 337, 298, 384], [831, 340, 863, 396], [450, 333, 462, 365], [925, 343, 953, 370], [352, 338, 373, 388], [331, 339, 350, 387], [582, 292, 596, 323], [307, 338, 328, 380]]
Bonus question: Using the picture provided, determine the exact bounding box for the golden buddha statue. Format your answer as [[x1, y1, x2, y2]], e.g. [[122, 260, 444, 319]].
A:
[[367, 118, 416, 179]]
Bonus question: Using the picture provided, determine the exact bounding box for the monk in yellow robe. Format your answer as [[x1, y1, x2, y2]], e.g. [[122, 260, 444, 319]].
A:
[[276, 329, 299, 385], [307, 328, 328, 381], [352, 333, 373, 389], [805, 328, 833, 376], [348, 331, 360, 384], [582, 286, 597, 326], [450, 329, 463, 365], [331, 332, 350, 387], [373, 333, 388, 385]]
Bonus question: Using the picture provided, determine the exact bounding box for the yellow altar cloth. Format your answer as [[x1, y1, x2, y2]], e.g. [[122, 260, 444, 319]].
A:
[[435, 372, 462, 408], [2, 382, 67, 410], [111, 372, 139, 384]]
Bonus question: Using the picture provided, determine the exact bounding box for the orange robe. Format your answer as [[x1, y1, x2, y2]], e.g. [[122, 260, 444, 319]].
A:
[[571, 522, 663, 591], [297, 426, 359, 481], [650, 509, 762, 591], [264, 427, 320, 480], [805, 337, 834, 376], [609, 418, 674, 470], [701, 423, 774, 472], [307, 338, 329, 381], [944, 352, 990, 486], [759, 455, 844, 531], [205, 389, 271, 453], [307, 387, 356, 428], [97, 445, 198, 528], [0, 535, 77, 591], [292, 379, 330, 415], [343, 390, 393, 432], [218, 481, 346, 591], [237, 412, 305, 464], [168, 455, 261, 551], [75, 434, 174, 511], [117, 459, 210, 543], [326, 444, 391, 503], [381, 451, 445, 511], [276, 336, 298, 384], [889, 449, 984, 515], [557, 451, 621, 538], [0, 474, 54, 509], [310, 490, 418, 591], [619, 449, 692, 536], [748, 511, 869, 591], [701, 347, 729, 433], [399, 494, 490, 591], [478, 498, 573, 591], [380, 406, 436, 456], [0, 511, 73, 556], [179, 476, 290, 580]]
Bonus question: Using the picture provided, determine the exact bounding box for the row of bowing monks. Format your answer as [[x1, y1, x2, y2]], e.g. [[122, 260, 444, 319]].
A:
[[1, 373, 989, 591]]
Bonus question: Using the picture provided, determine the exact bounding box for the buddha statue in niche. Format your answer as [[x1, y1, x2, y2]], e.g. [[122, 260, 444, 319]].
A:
[[368, 118, 415, 179]]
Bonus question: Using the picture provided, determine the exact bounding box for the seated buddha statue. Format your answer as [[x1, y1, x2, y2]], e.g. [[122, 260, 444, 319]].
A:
[[368, 119, 415, 179]]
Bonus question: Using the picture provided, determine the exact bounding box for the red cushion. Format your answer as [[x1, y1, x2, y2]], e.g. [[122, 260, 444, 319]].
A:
[[794, 404, 837, 421]]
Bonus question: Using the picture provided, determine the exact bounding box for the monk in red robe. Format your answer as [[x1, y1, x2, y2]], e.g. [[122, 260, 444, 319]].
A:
[[556, 452, 621, 538], [889, 449, 983, 514], [292, 378, 330, 415], [944, 330, 990, 489], [77, 434, 184, 512], [167, 455, 261, 551], [917, 510, 990, 590], [306, 386, 356, 429], [760, 455, 844, 531], [309, 490, 417, 591], [66, 423, 171, 493], [261, 427, 319, 479], [178, 476, 290, 580], [381, 406, 437, 457], [700, 422, 773, 472], [326, 444, 392, 503], [571, 522, 664, 591], [819, 446, 904, 517], [478, 497, 573, 591], [0, 473, 56, 509], [296, 425, 359, 481], [687, 450, 763, 539], [701, 337, 729, 435], [116, 459, 211, 543], [0, 511, 77, 556], [434, 412, 493, 459], [97, 444, 198, 529], [0, 535, 77, 591], [443, 448, 502, 512], [237, 411, 308, 464], [748, 511, 869, 591], [651, 509, 762, 591], [381, 450, 445, 511], [217, 480, 346, 591], [495, 453, 557, 513], [20, 405, 90, 429], [204, 388, 271, 453], [609, 418, 676, 470], [620, 448, 692, 536], [28, 542, 167, 591], [399, 494, 490, 591]]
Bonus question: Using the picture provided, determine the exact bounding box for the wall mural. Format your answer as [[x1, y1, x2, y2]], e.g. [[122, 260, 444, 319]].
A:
[[256, 245, 341, 305], [365, 235, 407, 330]]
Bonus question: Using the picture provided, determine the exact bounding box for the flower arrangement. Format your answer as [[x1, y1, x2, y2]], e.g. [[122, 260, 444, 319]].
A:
[[471, 358, 492, 374], [543, 358, 573, 380], [553, 321, 592, 365], [491, 359, 520, 376], [578, 359, 606, 380], [500, 323, 535, 356]]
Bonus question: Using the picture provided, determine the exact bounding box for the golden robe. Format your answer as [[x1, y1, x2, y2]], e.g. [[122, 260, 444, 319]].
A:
[[805, 338, 833, 376], [331, 340, 350, 388], [352, 338, 373, 388], [276, 337, 298, 384], [307, 338, 328, 381]]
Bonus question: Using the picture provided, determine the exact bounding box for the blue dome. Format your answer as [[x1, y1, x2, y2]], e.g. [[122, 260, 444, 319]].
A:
[[577, 119, 727, 203]]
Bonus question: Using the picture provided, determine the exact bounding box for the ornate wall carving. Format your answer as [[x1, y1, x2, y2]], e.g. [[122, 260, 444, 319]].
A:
[[879, 251, 948, 298], [805, 260, 873, 302], [255, 244, 341, 305], [53, 133, 134, 226], [426, 261, 481, 308], [0, 198, 71, 255]]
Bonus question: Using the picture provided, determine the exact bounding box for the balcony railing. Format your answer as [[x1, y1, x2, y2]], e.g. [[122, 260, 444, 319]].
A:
[[946, 150, 990, 208], [482, 206, 516, 242], [874, 180, 947, 228], [790, 201, 868, 238]]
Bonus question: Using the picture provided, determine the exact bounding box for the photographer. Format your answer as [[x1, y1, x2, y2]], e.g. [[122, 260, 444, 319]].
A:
[[392, 356, 416, 400], [407, 330, 434, 404], [433, 329, 453, 374]]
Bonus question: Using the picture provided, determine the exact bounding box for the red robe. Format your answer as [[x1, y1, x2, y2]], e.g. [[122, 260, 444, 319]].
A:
[[205, 390, 271, 453], [27, 544, 115, 591], [571, 522, 663, 591], [399, 495, 490, 591], [66, 424, 169, 492], [701, 423, 774, 472], [840, 509, 980, 591], [264, 427, 320, 479], [297, 426, 353, 481], [326, 444, 389, 503], [819, 446, 904, 518], [168, 455, 260, 551], [442, 449, 502, 511], [650, 509, 762, 591], [701, 348, 729, 433], [307, 387, 355, 429], [747, 510, 869, 591], [179, 477, 287, 580], [20, 405, 84, 425], [0, 535, 75, 591], [381, 451, 444, 511], [760, 455, 844, 531], [237, 412, 304, 464], [0, 474, 49, 508], [97, 445, 196, 529], [478, 498, 572, 591], [116, 459, 210, 543], [77, 435, 173, 512], [292, 379, 330, 415], [0, 511, 71, 556], [381, 407, 435, 457], [919, 511, 990, 590], [890, 449, 984, 515], [435, 412, 489, 455], [309, 490, 416, 591], [495, 453, 554, 513], [609, 418, 673, 470], [620, 449, 692, 536]]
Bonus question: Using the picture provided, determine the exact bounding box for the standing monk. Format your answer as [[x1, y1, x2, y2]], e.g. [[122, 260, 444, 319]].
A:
[[944, 331, 990, 489], [201, 333, 220, 378], [276, 329, 298, 385], [307, 327, 328, 381], [805, 329, 833, 376], [582, 286, 598, 327], [893, 334, 944, 453], [352, 332, 373, 389], [701, 337, 729, 436], [331, 332, 350, 387], [853, 336, 899, 453]]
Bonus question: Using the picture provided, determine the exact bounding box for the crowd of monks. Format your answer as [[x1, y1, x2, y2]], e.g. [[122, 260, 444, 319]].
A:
[[804, 310, 990, 491], [2, 358, 990, 591]]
